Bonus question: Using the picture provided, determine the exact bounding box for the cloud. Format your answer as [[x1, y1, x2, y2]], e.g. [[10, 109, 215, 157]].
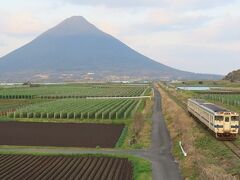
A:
[[183, 16, 240, 53], [0, 42, 6, 47], [62, 0, 236, 10], [0, 11, 44, 38], [142, 10, 212, 32]]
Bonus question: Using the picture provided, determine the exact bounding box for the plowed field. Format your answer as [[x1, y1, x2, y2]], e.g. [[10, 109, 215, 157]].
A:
[[0, 155, 133, 180], [0, 122, 124, 148]]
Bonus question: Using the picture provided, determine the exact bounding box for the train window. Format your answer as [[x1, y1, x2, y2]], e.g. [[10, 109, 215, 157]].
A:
[[231, 116, 239, 121], [215, 116, 223, 121], [225, 117, 229, 122]]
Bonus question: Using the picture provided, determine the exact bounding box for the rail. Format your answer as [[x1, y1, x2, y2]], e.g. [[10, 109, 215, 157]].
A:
[[223, 141, 240, 159]]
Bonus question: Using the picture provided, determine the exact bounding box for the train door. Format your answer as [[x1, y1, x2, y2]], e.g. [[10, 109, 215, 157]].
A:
[[223, 116, 231, 132]]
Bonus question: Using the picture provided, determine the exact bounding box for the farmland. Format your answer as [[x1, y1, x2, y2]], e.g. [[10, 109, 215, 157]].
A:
[[0, 122, 124, 148], [0, 154, 133, 180], [201, 94, 240, 109], [0, 84, 151, 99], [0, 99, 46, 116], [0, 83, 153, 179], [7, 98, 143, 119]]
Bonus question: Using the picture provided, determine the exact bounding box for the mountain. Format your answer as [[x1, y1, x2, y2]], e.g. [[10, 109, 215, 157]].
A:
[[223, 69, 240, 82], [0, 16, 222, 82]]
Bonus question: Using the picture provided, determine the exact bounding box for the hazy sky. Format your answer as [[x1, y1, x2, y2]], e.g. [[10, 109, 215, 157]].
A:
[[0, 0, 239, 75]]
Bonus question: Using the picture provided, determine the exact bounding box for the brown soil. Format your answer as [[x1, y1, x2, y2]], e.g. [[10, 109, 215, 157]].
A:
[[0, 154, 133, 180], [0, 122, 124, 148]]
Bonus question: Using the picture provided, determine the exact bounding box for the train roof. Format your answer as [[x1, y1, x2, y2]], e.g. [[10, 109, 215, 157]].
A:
[[190, 99, 230, 113]]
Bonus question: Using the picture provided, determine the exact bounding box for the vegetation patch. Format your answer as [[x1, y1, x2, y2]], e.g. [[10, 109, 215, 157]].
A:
[[7, 99, 143, 120], [0, 84, 150, 98], [115, 126, 128, 148]]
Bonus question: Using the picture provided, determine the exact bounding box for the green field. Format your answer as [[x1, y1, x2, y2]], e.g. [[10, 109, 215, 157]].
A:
[[0, 84, 151, 99], [0, 99, 47, 115], [7, 98, 144, 119], [170, 80, 240, 88], [201, 94, 240, 112]]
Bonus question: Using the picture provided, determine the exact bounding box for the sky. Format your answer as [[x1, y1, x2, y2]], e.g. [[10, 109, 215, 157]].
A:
[[0, 0, 239, 75]]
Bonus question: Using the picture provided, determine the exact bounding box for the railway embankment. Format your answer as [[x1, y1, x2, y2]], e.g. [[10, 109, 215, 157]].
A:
[[156, 83, 240, 179]]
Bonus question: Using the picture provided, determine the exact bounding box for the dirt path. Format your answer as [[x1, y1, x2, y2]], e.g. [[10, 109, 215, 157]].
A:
[[0, 87, 182, 180]]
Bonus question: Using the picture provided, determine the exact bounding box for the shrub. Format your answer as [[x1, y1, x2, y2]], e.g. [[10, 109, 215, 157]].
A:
[[132, 113, 144, 139]]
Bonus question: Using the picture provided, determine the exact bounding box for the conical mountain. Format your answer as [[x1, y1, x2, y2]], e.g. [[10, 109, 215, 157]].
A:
[[0, 16, 221, 81]]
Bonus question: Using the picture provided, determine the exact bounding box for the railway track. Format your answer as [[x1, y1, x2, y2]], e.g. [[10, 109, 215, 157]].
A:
[[223, 141, 240, 159], [158, 83, 240, 159]]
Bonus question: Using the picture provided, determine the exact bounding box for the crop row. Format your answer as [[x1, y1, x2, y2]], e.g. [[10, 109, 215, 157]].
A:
[[0, 155, 133, 180], [7, 99, 143, 119], [202, 94, 240, 107], [0, 99, 45, 116], [0, 84, 150, 99]]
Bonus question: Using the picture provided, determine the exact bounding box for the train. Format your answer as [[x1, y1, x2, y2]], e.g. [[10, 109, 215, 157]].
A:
[[187, 99, 239, 140]]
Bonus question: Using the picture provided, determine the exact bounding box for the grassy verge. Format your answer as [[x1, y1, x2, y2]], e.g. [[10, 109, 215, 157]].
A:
[[157, 83, 240, 179], [121, 119, 152, 149], [0, 151, 152, 180], [120, 97, 153, 149], [115, 126, 128, 148], [0, 117, 131, 124]]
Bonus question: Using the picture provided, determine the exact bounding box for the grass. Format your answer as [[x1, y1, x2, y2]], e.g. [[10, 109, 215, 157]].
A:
[[0, 151, 152, 180], [115, 126, 128, 148], [0, 116, 132, 124], [121, 119, 152, 149], [195, 135, 232, 160], [120, 96, 153, 149]]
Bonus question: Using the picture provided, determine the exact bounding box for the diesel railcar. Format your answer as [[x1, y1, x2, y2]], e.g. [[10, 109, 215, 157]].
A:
[[188, 99, 239, 140]]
